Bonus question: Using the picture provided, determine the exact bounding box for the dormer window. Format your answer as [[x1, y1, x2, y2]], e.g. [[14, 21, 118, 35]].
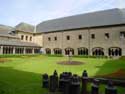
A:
[[120, 32, 125, 39], [8, 31, 16, 35]]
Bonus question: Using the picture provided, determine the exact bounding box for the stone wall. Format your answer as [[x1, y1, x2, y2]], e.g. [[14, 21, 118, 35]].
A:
[[42, 25, 125, 56]]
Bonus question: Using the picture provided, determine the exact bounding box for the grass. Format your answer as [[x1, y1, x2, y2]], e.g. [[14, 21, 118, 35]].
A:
[[0, 54, 125, 94]]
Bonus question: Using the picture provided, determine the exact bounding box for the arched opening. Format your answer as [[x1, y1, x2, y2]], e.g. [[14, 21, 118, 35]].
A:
[[53, 48, 62, 55], [65, 48, 74, 55], [92, 47, 104, 56], [15, 47, 24, 54], [34, 48, 40, 54], [25, 48, 32, 54], [78, 47, 88, 55], [108, 47, 122, 56], [45, 48, 51, 54], [3, 46, 13, 54]]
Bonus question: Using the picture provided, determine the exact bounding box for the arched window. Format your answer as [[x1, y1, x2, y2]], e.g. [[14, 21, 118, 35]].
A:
[[65, 48, 74, 55], [45, 48, 51, 54], [53, 48, 62, 55], [108, 47, 122, 56], [92, 47, 104, 56], [78, 47, 88, 55]]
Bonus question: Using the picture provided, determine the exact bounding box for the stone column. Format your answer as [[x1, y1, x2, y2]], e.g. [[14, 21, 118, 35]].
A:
[[51, 49, 54, 55], [105, 47, 109, 57], [32, 48, 35, 54], [89, 48, 93, 56], [0, 46, 3, 54], [23, 47, 26, 54], [62, 49, 65, 56], [13, 47, 15, 54], [122, 48, 125, 56], [74, 48, 78, 56]]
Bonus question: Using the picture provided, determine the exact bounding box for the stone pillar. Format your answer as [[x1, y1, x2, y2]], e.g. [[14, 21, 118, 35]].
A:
[[62, 49, 65, 56], [122, 48, 125, 56], [89, 47, 93, 56], [105, 47, 109, 57], [13, 47, 15, 54], [51, 48, 54, 55], [82, 70, 88, 94], [23, 47, 26, 54], [32, 48, 35, 54], [74, 48, 78, 56], [0, 46, 3, 54]]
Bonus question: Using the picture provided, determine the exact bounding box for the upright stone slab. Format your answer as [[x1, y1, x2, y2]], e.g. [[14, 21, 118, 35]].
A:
[[91, 79, 99, 94], [49, 75, 57, 92], [42, 73, 49, 88], [70, 74, 80, 94], [53, 70, 58, 89], [82, 70, 88, 94], [59, 73, 65, 92], [53, 70, 58, 76], [105, 81, 117, 94], [64, 72, 73, 94]]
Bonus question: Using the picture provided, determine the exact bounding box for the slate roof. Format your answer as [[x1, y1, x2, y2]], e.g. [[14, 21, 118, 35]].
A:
[[36, 8, 125, 33], [0, 40, 40, 47], [14, 22, 35, 33], [0, 25, 13, 35]]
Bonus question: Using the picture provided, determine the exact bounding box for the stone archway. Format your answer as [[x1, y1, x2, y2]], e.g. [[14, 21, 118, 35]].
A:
[[65, 48, 74, 55], [92, 47, 104, 56], [108, 47, 122, 56], [78, 47, 88, 55], [45, 48, 51, 54], [53, 48, 62, 55]]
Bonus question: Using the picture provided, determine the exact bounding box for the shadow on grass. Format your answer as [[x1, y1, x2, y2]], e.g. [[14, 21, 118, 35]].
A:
[[0, 66, 48, 94], [95, 59, 125, 79], [94, 59, 125, 94]]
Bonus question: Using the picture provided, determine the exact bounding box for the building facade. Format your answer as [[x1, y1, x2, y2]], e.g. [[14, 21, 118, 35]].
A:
[[42, 25, 125, 56], [0, 8, 125, 56]]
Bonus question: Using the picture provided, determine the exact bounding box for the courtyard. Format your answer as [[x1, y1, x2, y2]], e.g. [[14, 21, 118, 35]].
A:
[[0, 55, 125, 94]]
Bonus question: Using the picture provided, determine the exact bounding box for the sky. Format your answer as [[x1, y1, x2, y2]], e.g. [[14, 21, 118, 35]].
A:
[[0, 0, 125, 26]]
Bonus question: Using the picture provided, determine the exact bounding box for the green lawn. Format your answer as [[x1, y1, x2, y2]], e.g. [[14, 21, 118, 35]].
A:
[[0, 55, 125, 94]]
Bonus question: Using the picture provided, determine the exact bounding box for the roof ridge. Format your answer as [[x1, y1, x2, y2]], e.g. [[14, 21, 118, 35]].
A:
[[38, 8, 121, 24]]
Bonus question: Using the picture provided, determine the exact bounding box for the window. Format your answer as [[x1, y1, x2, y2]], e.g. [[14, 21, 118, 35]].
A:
[[120, 32, 125, 38], [105, 33, 109, 39], [48, 37, 51, 41], [21, 35, 24, 40], [66, 35, 70, 40], [30, 36, 32, 41], [54, 37, 57, 41], [26, 36, 28, 40], [78, 35, 82, 40], [91, 34, 95, 39]]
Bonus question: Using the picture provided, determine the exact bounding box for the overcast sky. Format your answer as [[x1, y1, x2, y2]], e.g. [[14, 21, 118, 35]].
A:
[[0, 0, 124, 26]]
